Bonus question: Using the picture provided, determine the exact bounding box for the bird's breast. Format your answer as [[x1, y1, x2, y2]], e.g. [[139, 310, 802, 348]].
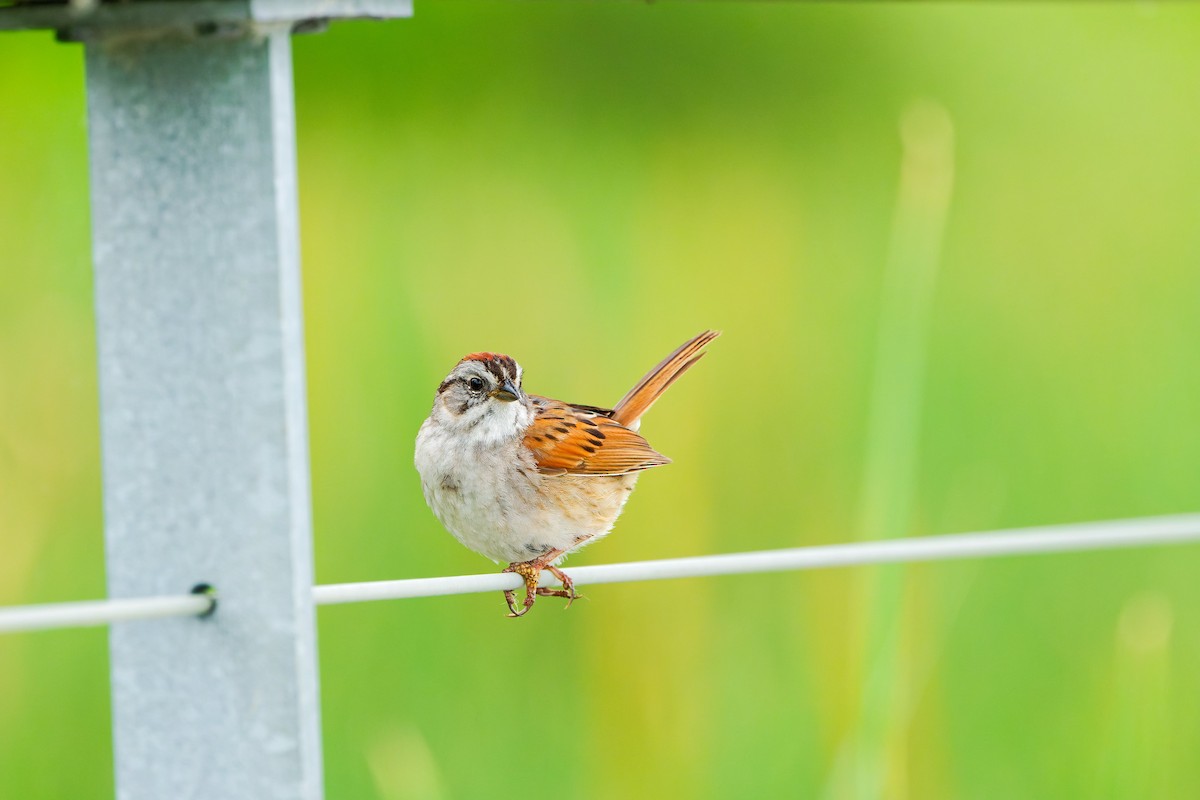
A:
[[416, 419, 639, 563]]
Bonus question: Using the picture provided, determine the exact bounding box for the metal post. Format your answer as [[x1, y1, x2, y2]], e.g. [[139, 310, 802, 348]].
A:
[[87, 29, 323, 800], [0, 2, 408, 798]]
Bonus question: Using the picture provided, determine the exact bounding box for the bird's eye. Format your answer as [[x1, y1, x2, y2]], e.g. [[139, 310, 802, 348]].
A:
[[467, 377, 485, 392]]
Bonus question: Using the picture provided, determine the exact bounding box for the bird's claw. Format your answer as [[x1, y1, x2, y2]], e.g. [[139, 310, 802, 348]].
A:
[[502, 561, 539, 617], [543, 564, 579, 609], [501, 594, 530, 618], [501, 559, 579, 617]]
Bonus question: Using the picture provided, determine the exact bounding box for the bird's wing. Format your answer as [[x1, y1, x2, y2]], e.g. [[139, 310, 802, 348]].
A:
[[523, 396, 671, 477]]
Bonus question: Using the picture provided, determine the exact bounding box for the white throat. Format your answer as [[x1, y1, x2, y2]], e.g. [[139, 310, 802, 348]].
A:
[[432, 397, 533, 447]]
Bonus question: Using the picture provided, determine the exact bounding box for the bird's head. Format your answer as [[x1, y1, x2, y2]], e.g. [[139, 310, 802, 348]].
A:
[[430, 352, 531, 440]]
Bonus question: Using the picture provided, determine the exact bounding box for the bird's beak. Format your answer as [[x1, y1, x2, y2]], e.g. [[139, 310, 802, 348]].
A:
[[491, 379, 520, 403]]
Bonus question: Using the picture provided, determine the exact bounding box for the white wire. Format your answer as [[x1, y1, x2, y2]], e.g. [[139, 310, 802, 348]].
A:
[[1, 513, 1198, 632], [0, 593, 213, 634], [313, 513, 1200, 605]]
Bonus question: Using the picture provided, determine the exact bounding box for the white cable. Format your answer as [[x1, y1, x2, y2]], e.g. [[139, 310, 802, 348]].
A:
[[0, 592, 214, 634], [313, 513, 1200, 605], [2, 514, 1198, 632]]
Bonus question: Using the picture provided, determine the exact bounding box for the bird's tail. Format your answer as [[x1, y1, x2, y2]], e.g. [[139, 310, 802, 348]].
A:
[[611, 330, 720, 429]]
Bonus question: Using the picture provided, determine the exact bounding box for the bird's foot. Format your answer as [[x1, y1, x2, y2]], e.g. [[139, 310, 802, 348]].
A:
[[542, 564, 578, 608], [502, 561, 540, 617], [501, 558, 579, 617]]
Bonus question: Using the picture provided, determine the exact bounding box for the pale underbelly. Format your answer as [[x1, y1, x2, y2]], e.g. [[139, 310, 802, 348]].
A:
[[424, 468, 639, 564]]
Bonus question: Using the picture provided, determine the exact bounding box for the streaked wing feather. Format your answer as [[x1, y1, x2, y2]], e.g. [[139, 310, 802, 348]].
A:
[[524, 396, 670, 476]]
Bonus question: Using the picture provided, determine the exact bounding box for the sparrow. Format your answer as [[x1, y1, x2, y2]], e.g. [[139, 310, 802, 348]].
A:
[[414, 330, 720, 616]]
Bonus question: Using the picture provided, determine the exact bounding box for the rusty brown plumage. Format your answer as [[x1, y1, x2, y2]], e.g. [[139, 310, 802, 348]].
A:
[[523, 397, 670, 476], [520, 330, 719, 478]]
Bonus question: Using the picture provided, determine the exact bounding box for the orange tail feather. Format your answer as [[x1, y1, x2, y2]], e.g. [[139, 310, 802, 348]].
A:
[[611, 330, 720, 428]]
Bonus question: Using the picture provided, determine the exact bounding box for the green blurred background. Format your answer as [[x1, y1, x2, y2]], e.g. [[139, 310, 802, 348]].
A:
[[2, 2, 1200, 798]]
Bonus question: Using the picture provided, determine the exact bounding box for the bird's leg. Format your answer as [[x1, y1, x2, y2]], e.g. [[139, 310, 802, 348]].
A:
[[501, 549, 578, 617]]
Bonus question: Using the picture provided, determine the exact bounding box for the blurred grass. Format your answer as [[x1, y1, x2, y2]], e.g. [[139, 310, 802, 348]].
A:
[[3, 2, 1200, 798]]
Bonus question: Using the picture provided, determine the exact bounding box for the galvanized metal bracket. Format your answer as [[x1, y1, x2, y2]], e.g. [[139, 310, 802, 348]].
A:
[[0, 0, 411, 40]]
